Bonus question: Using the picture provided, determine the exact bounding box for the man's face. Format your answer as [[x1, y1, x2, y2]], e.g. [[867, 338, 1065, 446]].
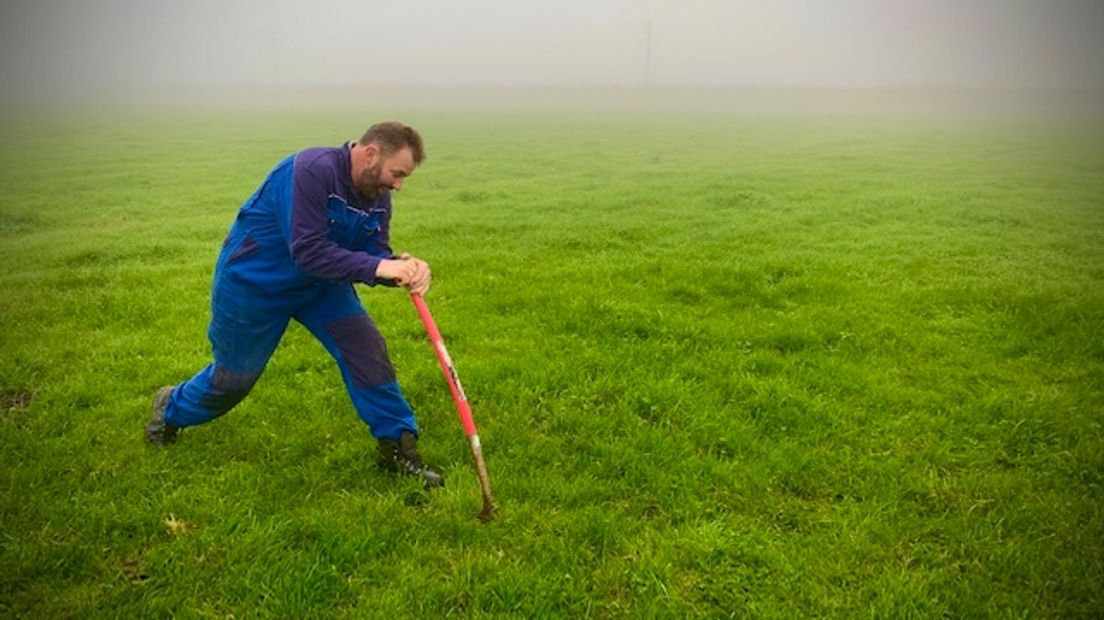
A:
[[355, 145, 416, 201]]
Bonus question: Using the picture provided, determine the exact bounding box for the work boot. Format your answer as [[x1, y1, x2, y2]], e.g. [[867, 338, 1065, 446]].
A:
[[144, 385, 179, 446], [378, 431, 444, 489]]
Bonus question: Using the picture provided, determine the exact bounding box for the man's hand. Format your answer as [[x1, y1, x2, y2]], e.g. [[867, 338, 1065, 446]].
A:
[[376, 253, 431, 295], [397, 252, 432, 296], [376, 258, 417, 285]]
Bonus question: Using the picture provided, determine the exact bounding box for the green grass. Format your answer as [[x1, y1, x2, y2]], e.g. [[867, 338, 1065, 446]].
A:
[[1, 106, 1102, 617]]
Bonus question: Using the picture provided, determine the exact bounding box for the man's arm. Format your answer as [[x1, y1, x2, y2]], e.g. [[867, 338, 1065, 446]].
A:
[[286, 159, 415, 285]]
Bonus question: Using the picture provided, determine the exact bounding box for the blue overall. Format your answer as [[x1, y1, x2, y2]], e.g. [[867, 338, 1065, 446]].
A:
[[161, 151, 418, 441]]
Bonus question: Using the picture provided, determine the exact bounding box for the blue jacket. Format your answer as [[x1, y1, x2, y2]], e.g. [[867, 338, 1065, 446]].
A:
[[217, 143, 396, 296]]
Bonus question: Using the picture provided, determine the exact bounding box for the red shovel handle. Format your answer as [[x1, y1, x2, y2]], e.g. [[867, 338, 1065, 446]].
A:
[[410, 293, 477, 437], [410, 292, 496, 521]]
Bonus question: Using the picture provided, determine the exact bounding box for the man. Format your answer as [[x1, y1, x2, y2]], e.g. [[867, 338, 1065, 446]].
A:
[[145, 121, 443, 488]]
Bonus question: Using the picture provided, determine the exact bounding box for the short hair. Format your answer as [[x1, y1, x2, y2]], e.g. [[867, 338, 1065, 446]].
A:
[[358, 122, 425, 164]]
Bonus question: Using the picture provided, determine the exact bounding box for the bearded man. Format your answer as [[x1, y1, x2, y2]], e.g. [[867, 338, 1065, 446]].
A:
[[144, 122, 443, 488]]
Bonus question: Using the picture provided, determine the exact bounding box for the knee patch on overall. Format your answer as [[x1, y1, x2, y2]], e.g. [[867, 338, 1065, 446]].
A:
[[200, 366, 262, 415], [325, 314, 396, 388]]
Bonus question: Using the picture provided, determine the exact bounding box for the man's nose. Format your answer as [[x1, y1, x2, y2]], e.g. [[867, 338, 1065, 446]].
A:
[[391, 179, 404, 191]]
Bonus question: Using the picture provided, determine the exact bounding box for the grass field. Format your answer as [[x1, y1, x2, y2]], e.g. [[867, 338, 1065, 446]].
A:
[[1, 104, 1102, 617]]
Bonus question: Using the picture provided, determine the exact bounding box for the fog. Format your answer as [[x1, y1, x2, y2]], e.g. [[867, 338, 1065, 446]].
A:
[[1, 0, 1102, 109]]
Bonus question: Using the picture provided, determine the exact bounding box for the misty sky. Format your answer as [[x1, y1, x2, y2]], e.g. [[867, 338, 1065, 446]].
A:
[[2, 0, 1102, 98]]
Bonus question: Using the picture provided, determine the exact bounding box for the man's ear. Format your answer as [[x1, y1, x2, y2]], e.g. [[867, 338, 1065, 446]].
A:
[[363, 142, 381, 166]]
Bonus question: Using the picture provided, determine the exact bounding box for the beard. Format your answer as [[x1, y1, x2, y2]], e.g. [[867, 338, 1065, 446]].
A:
[[356, 161, 386, 201]]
